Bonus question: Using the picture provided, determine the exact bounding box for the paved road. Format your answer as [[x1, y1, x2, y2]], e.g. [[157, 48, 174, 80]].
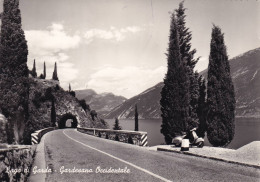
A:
[[41, 129, 259, 182]]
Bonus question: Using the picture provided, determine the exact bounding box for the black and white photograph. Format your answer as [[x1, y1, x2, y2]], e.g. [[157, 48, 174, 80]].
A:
[[0, 0, 259, 181]]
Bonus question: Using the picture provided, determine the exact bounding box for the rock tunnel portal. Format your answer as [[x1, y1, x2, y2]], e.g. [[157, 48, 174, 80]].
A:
[[58, 113, 78, 129]]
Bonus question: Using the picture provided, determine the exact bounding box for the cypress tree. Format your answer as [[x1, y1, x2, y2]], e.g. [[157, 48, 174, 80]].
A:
[[113, 117, 121, 130], [51, 99, 56, 127], [39, 62, 46, 79], [31, 59, 37, 78], [196, 75, 207, 138], [207, 25, 235, 147], [52, 62, 58, 81], [0, 0, 29, 144], [134, 104, 139, 131], [69, 83, 71, 92], [188, 72, 199, 129], [176, 2, 200, 130], [43, 61, 46, 79], [176, 2, 199, 69], [160, 12, 190, 144]]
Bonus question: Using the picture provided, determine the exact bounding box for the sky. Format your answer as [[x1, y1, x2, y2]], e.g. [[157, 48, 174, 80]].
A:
[[0, 0, 259, 98]]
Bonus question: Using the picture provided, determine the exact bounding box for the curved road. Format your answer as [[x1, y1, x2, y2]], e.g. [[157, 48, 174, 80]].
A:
[[39, 129, 259, 182]]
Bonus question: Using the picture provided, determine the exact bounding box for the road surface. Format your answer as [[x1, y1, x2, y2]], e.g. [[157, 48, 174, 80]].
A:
[[41, 129, 259, 182]]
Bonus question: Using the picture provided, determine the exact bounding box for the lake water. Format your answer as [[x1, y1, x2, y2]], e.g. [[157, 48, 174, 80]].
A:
[[106, 118, 260, 149]]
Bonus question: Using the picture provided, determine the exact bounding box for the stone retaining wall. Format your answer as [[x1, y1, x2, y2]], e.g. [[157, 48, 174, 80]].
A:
[[0, 146, 36, 182], [77, 127, 148, 146]]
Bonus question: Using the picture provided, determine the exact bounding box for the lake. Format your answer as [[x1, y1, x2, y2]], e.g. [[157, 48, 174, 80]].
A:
[[105, 118, 260, 149]]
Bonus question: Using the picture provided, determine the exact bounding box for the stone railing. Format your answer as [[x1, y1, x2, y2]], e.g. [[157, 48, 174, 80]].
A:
[[77, 127, 148, 146], [31, 127, 55, 145], [0, 145, 36, 182]]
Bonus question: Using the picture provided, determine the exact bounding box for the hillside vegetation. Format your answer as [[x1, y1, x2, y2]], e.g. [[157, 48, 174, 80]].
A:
[[23, 78, 108, 143]]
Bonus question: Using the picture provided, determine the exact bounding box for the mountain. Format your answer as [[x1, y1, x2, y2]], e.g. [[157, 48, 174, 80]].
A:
[[75, 89, 126, 116], [105, 47, 260, 119], [201, 48, 260, 118], [105, 83, 163, 119], [75, 89, 97, 100]]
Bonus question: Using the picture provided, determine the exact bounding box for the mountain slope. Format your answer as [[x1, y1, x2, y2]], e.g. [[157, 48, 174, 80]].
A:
[[75, 89, 97, 100], [200, 48, 260, 118], [75, 89, 126, 116], [105, 82, 163, 119], [21, 78, 108, 143], [105, 47, 260, 119]]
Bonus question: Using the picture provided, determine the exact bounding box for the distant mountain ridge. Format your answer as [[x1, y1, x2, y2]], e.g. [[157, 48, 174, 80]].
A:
[[76, 89, 97, 99], [105, 47, 260, 119], [105, 82, 163, 119], [75, 89, 126, 116]]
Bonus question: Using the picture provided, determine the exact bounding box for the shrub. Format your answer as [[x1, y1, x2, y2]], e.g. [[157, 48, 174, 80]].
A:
[[113, 117, 122, 130], [128, 136, 134, 144], [69, 91, 76, 97], [39, 74, 45, 79], [78, 99, 90, 111], [115, 135, 119, 141], [90, 110, 97, 121]]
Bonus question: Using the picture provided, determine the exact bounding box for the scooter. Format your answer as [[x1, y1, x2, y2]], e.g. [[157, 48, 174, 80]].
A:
[[187, 128, 204, 148], [172, 132, 186, 147], [172, 128, 204, 148]]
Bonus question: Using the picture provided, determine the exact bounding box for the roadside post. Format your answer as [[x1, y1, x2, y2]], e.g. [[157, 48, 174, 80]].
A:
[[181, 139, 189, 151]]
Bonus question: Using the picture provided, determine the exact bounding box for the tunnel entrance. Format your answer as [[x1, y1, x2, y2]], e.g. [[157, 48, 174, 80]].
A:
[[59, 113, 78, 129]]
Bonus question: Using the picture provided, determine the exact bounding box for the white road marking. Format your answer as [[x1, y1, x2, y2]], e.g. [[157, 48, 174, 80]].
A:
[[63, 130, 172, 182]]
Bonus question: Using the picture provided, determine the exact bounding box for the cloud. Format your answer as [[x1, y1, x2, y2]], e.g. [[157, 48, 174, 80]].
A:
[[86, 66, 166, 98], [25, 23, 80, 88], [84, 26, 142, 43], [195, 56, 209, 72], [25, 23, 81, 56], [58, 62, 79, 87]]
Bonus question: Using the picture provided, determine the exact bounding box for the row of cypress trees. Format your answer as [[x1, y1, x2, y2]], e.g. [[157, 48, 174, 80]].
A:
[[31, 59, 59, 81], [161, 2, 235, 147]]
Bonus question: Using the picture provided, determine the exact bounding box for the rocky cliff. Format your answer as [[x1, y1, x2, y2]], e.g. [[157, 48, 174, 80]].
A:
[[23, 78, 108, 143]]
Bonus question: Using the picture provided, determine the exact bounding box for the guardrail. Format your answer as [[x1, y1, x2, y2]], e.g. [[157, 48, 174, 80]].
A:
[[31, 127, 55, 145], [77, 127, 148, 146]]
